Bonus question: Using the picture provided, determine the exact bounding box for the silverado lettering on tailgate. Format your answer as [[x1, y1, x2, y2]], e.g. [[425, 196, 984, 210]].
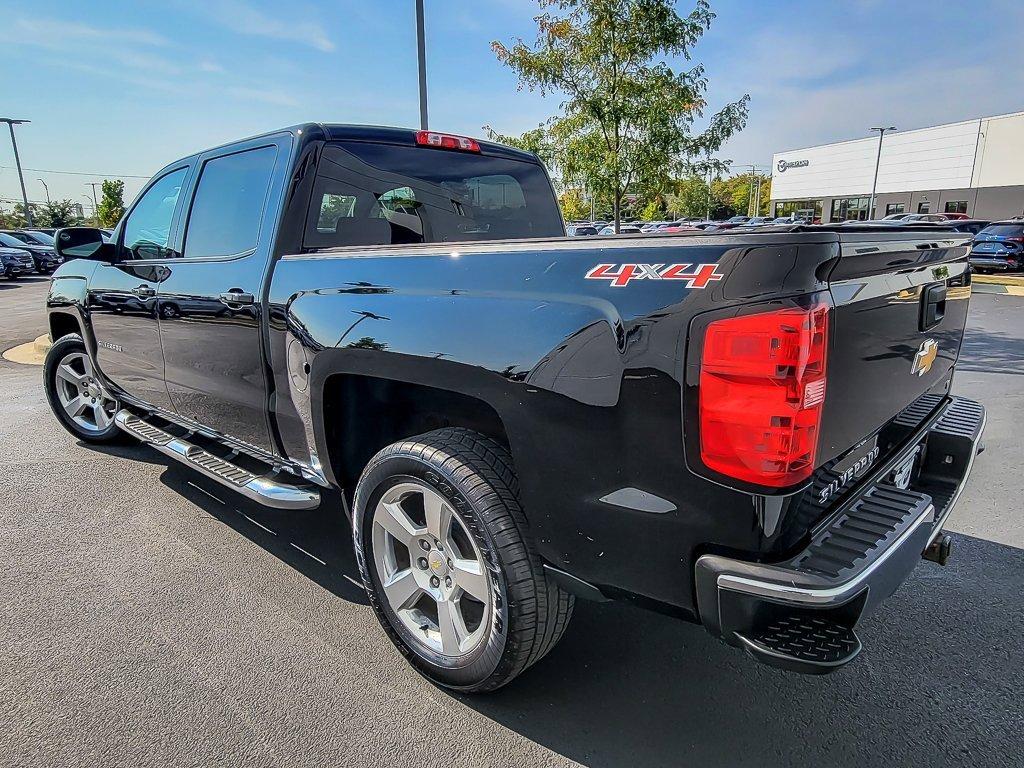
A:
[[585, 263, 724, 288]]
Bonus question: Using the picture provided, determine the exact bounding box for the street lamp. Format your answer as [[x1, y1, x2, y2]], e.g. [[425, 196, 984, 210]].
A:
[[1, 118, 33, 227], [868, 126, 896, 220], [38, 178, 50, 204], [415, 0, 428, 130]]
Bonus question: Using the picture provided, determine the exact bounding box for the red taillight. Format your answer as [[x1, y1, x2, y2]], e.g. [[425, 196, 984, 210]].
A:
[[415, 130, 481, 153], [699, 304, 829, 487]]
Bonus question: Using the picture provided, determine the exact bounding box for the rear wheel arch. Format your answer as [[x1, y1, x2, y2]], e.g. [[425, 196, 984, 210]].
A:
[[318, 373, 514, 501]]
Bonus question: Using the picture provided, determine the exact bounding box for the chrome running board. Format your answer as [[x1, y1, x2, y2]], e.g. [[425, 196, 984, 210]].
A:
[[114, 410, 320, 510]]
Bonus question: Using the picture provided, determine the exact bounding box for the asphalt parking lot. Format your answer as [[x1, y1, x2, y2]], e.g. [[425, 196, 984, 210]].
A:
[[1, 277, 1022, 768]]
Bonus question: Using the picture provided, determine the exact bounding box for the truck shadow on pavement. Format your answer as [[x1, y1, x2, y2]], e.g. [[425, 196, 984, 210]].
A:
[[0, 275, 51, 291], [95, 444, 1021, 768], [154, 459, 370, 606], [465, 532, 1023, 768], [959, 324, 1024, 376]]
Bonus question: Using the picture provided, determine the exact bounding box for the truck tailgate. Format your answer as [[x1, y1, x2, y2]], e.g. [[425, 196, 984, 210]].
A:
[[821, 232, 972, 466]]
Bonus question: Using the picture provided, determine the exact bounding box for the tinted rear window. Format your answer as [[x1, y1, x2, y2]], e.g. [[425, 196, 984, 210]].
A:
[[978, 224, 1024, 237], [304, 142, 562, 249]]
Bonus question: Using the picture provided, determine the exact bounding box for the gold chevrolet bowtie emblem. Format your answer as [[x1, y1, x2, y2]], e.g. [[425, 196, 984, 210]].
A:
[[911, 339, 938, 376]]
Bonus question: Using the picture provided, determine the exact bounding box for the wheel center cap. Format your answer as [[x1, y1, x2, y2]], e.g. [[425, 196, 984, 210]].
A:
[[427, 551, 448, 577]]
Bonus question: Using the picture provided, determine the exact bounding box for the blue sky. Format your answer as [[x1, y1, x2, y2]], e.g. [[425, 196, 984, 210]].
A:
[[2, 0, 1023, 209]]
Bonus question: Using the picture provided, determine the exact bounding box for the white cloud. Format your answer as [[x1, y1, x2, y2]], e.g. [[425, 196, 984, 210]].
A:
[[14, 17, 171, 48], [182, 0, 336, 52]]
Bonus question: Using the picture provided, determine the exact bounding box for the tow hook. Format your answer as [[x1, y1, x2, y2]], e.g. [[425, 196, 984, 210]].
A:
[[923, 532, 953, 565]]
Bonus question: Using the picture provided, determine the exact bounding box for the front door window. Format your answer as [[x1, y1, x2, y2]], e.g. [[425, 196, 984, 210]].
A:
[[121, 167, 188, 260]]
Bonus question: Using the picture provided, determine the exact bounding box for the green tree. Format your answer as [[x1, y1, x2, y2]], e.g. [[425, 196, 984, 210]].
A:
[[0, 205, 28, 228], [38, 199, 82, 228], [492, 0, 748, 232], [97, 179, 126, 228], [559, 188, 590, 220], [665, 176, 710, 218], [712, 172, 771, 217]]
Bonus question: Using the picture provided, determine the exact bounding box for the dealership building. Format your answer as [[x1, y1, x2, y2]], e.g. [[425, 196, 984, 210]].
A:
[[770, 110, 1024, 222]]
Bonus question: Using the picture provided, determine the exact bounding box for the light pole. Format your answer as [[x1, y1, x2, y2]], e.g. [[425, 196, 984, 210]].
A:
[[1, 118, 33, 226], [87, 182, 101, 223], [38, 178, 50, 204], [81, 195, 95, 222], [868, 126, 896, 220], [415, 0, 428, 130]]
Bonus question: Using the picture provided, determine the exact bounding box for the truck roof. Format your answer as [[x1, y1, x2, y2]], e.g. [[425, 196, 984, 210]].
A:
[[167, 122, 541, 170]]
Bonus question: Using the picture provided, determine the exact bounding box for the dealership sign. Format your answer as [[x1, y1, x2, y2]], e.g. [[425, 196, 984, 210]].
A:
[[776, 159, 809, 172]]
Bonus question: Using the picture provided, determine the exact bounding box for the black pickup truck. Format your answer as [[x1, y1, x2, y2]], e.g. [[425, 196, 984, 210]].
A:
[[45, 124, 985, 692]]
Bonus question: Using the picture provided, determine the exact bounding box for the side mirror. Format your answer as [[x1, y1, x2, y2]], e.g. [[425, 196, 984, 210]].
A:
[[55, 228, 116, 262]]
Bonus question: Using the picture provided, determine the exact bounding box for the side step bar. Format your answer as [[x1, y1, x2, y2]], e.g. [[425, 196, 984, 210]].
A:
[[114, 410, 321, 510]]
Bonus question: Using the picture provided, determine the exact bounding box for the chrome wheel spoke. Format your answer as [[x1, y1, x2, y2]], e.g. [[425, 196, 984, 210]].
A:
[[437, 599, 467, 656], [56, 363, 85, 388], [64, 395, 89, 418], [453, 558, 489, 602], [382, 569, 421, 610], [375, 501, 420, 547], [93, 404, 112, 430], [424, 492, 452, 542]]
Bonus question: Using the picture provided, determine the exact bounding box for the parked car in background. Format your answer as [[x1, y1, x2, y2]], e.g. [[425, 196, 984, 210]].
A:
[[882, 213, 910, 221], [599, 224, 642, 235], [567, 224, 598, 236], [0, 231, 62, 273], [725, 215, 750, 225], [970, 220, 1024, 272], [12, 229, 56, 246], [944, 219, 991, 235], [901, 213, 950, 223], [0, 246, 35, 279], [742, 216, 773, 227]]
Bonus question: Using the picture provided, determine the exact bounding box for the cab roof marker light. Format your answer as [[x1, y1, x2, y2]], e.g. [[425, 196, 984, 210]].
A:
[[415, 131, 481, 153]]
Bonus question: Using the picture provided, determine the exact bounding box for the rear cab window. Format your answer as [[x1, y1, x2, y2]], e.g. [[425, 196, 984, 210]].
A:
[[303, 141, 562, 250]]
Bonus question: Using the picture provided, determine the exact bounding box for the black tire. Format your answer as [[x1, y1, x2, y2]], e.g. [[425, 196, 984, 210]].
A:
[[43, 334, 125, 444], [352, 428, 573, 693]]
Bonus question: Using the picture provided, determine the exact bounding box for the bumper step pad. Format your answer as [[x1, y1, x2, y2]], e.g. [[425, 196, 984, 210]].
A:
[[695, 396, 986, 676], [736, 615, 862, 675]]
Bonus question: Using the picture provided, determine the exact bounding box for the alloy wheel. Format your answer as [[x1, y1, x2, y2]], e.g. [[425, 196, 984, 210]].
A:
[[371, 481, 492, 657], [53, 351, 118, 433]]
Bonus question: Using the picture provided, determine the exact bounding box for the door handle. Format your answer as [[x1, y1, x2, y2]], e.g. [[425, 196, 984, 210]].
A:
[[920, 283, 947, 330], [219, 290, 255, 306], [132, 285, 155, 298]]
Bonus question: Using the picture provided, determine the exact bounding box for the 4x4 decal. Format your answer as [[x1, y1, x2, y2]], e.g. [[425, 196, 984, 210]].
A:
[[585, 263, 724, 288]]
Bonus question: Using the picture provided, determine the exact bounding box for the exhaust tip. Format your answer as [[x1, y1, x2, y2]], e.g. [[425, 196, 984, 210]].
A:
[[923, 532, 953, 566]]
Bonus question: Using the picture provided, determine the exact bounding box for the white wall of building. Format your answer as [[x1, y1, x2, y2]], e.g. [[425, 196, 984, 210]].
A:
[[974, 112, 1024, 188], [771, 110, 1024, 200]]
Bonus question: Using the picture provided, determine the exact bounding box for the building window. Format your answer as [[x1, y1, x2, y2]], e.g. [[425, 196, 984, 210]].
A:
[[944, 200, 968, 214], [830, 196, 871, 222], [917, 202, 930, 214], [885, 203, 905, 216], [773, 199, 822, 221]]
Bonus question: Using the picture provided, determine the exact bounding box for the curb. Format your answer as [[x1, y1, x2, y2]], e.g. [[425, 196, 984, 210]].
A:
[[2, 334, 51, 366], [971, 274, 1024, 287]]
